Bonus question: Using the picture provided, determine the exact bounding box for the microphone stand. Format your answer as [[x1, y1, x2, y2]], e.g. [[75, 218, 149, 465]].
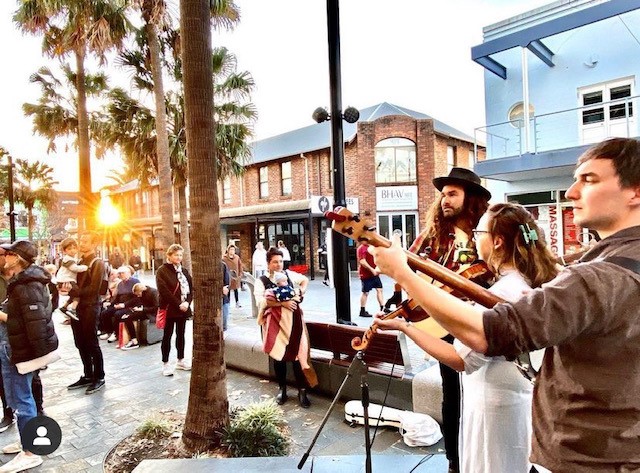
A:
[[298, 351, 373, 473]]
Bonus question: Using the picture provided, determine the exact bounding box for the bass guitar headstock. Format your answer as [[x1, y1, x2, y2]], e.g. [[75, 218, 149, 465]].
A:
[[324, 207, 389, 248]]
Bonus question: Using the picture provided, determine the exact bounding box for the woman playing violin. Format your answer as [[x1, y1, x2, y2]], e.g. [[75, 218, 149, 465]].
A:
[[376, 203, 559, 473]]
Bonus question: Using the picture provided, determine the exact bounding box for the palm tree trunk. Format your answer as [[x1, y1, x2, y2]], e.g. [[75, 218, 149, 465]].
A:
[[27, 207, 34, 241], [177, 184, 193, 273], [75, 48, 93, 231], [180, 0, 228, 451], [147, 21, 175, 250]]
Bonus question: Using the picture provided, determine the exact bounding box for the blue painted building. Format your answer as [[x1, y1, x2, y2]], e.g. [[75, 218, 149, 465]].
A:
[[471, 0, 640, 255]]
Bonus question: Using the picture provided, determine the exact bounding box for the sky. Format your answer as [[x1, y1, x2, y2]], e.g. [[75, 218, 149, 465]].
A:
[[0, 0, 552, 192]]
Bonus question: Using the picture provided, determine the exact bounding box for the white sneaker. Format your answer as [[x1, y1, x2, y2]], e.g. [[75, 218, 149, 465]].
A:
[[162, 363, 174, 377], [122, 340, 139, 351], [99, 333, 110, 340], [0, 451, 42, 472], [176, 359, 192, 371], [1, 442, 21, 455], [107, 333, 117, 343]]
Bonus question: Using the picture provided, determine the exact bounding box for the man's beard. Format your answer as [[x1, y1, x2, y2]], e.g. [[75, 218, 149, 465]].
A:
[[442, 206, 463, 220]]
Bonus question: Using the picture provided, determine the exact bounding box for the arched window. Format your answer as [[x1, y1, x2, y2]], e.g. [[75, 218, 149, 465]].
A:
[[374, 137, 416, 183], [508, 102, 535, 128]]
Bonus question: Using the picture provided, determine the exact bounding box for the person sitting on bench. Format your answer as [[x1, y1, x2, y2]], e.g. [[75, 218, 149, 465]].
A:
[[120, 283, 159, 351]]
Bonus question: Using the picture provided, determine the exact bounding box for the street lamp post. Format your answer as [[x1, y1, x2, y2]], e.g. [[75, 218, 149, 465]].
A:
[[315, 0, 360, 324], [0, 149, 17, 243], [6, 153, 16, 243]]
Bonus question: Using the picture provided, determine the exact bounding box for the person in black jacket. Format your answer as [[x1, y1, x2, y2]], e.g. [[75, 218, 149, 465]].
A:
[[65, 231, 106, 395], [156, 244, 193, 376], [0, 240, 58, 471], [118, 283, 159, 350]]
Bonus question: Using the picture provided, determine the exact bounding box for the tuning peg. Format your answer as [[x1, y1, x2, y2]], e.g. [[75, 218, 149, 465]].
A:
[[344, 227, 354, 235], [364, 225, 376, 232], [348, 215, 361, 222], [324, 211, 346, 222]]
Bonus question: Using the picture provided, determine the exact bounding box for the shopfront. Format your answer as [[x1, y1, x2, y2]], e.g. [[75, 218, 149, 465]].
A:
[[375, 186, 419, 249], [507, 190, 587, 256]]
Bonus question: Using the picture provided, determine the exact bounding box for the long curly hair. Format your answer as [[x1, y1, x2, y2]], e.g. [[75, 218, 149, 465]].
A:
[[485, 203, 559, 288], [423, 191, 489, 259]]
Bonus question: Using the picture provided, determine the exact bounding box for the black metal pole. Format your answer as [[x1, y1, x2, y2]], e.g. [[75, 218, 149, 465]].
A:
[[6, 154, 16, 243], [326, 0, 352, 323]]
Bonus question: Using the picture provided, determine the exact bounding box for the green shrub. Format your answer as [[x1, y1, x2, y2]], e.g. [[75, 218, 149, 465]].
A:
[[222, 400, 290, 457], [136, 418, 172, 439]]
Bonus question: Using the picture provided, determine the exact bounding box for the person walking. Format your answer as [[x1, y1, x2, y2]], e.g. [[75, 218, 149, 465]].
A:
[[252, 242, 267, 278], [156, 244, 193, 377], [222, 244, 243, 309], [254, 247, 316, 408], [371, 137, 640, 472], [221, 263, 230, 331], [357, 241, 383, 318], [66, 231, 106, 395], [277, 240, 291, 269], [0, 240, 58, 472]]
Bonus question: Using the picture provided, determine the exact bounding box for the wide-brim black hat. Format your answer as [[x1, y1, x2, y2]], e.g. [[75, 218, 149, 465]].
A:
[[0, 240, 37, 263], [432, 167, 491, 200]]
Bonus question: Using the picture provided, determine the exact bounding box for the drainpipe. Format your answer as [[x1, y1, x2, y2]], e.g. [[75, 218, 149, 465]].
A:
[[301, 153, 310, 199], [521, 47, 531, 154]]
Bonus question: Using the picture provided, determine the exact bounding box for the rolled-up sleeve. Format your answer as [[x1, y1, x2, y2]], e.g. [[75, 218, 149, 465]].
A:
[[483, 266, 606, 358]]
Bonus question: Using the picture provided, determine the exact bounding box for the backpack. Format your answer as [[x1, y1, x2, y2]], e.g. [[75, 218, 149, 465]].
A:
[[89, 257, 111, 297]]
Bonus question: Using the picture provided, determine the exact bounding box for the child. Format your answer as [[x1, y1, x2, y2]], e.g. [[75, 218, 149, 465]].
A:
[[271, 271, 299, 303], [376, 203, 559, 473], [56, 237, 88, 321]]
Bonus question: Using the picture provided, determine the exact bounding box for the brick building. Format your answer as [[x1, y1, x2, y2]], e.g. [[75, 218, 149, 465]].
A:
[[220, 102, 484, 277]]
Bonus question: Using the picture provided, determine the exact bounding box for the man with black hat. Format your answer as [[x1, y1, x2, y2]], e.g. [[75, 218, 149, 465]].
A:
[[385, 167, 490, 473]]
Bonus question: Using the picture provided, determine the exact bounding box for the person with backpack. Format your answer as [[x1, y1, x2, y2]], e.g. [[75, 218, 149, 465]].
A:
[[65, 231, 106, 395]]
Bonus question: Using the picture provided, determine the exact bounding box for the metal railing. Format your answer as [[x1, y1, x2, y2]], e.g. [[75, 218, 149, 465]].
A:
[[474, 95, 638, 161]]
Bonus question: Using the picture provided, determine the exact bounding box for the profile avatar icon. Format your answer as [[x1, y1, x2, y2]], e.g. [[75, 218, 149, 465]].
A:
[[33, 426, 51, 446], [23, 416, 61, 455]]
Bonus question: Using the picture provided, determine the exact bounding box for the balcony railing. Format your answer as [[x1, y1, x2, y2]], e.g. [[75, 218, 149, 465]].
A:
[[474, 95, 639, 161]]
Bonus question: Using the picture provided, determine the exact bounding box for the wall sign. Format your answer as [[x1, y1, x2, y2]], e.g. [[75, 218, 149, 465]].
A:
[[376, 186, 418, 211], [310, 196, 360, 215]]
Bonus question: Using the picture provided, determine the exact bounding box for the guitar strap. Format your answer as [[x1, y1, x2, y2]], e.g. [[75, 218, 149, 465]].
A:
[[602, 256, 640, 276]]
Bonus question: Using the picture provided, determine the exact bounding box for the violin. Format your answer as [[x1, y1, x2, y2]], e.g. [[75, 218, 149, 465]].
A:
[[351, 262, 492, 351], [326, 207, 505, 352]]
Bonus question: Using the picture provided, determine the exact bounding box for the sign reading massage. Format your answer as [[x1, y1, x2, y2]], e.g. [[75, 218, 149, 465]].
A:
[[376, 186, 418, 211], [310, 196, 360, 216]]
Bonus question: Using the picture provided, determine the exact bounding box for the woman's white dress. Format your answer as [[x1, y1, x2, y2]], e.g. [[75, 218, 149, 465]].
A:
[[455, 270, 534, 473]]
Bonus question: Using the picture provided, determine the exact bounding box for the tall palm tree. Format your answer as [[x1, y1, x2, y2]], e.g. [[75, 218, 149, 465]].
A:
[[23, 65, 109, 153], [13, 159, 58, 241], [14, 0, 130, 231], [180, 0, 229, 451]]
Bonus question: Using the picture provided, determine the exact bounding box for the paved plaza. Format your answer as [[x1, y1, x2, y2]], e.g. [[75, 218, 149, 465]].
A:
[[0, 271, 448, 472]]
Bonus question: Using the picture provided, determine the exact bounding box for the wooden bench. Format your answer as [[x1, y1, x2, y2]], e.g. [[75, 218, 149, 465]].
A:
[[306, 321, 412, 378]]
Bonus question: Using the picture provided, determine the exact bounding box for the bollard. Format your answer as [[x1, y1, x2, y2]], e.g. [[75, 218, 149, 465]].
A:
[[241, 272, 258, 319]]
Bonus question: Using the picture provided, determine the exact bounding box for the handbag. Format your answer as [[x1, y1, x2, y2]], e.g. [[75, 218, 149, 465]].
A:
[[156, 308, 167, 329], [156, 281, 180, 329], [16, 349, 61, 375]]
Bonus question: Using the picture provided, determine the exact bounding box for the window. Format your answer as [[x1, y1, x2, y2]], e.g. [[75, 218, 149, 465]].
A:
[[281, 161, 292, 196], [447, 146, 456, 172], [259, 166, 268, 198], [579, 79, 635, 144], [223, 178, 231, 204], [142, 191, 148, 204], [374, 138, 416, 183], [508, 102, 535, 128]]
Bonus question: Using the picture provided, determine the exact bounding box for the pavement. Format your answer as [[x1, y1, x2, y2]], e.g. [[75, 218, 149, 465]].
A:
[[0, 270, 449, 472]]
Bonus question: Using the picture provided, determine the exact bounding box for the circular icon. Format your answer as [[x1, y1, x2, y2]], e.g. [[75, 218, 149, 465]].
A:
[[318, 196, 330, 213], [23, 416, 62, 455]]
